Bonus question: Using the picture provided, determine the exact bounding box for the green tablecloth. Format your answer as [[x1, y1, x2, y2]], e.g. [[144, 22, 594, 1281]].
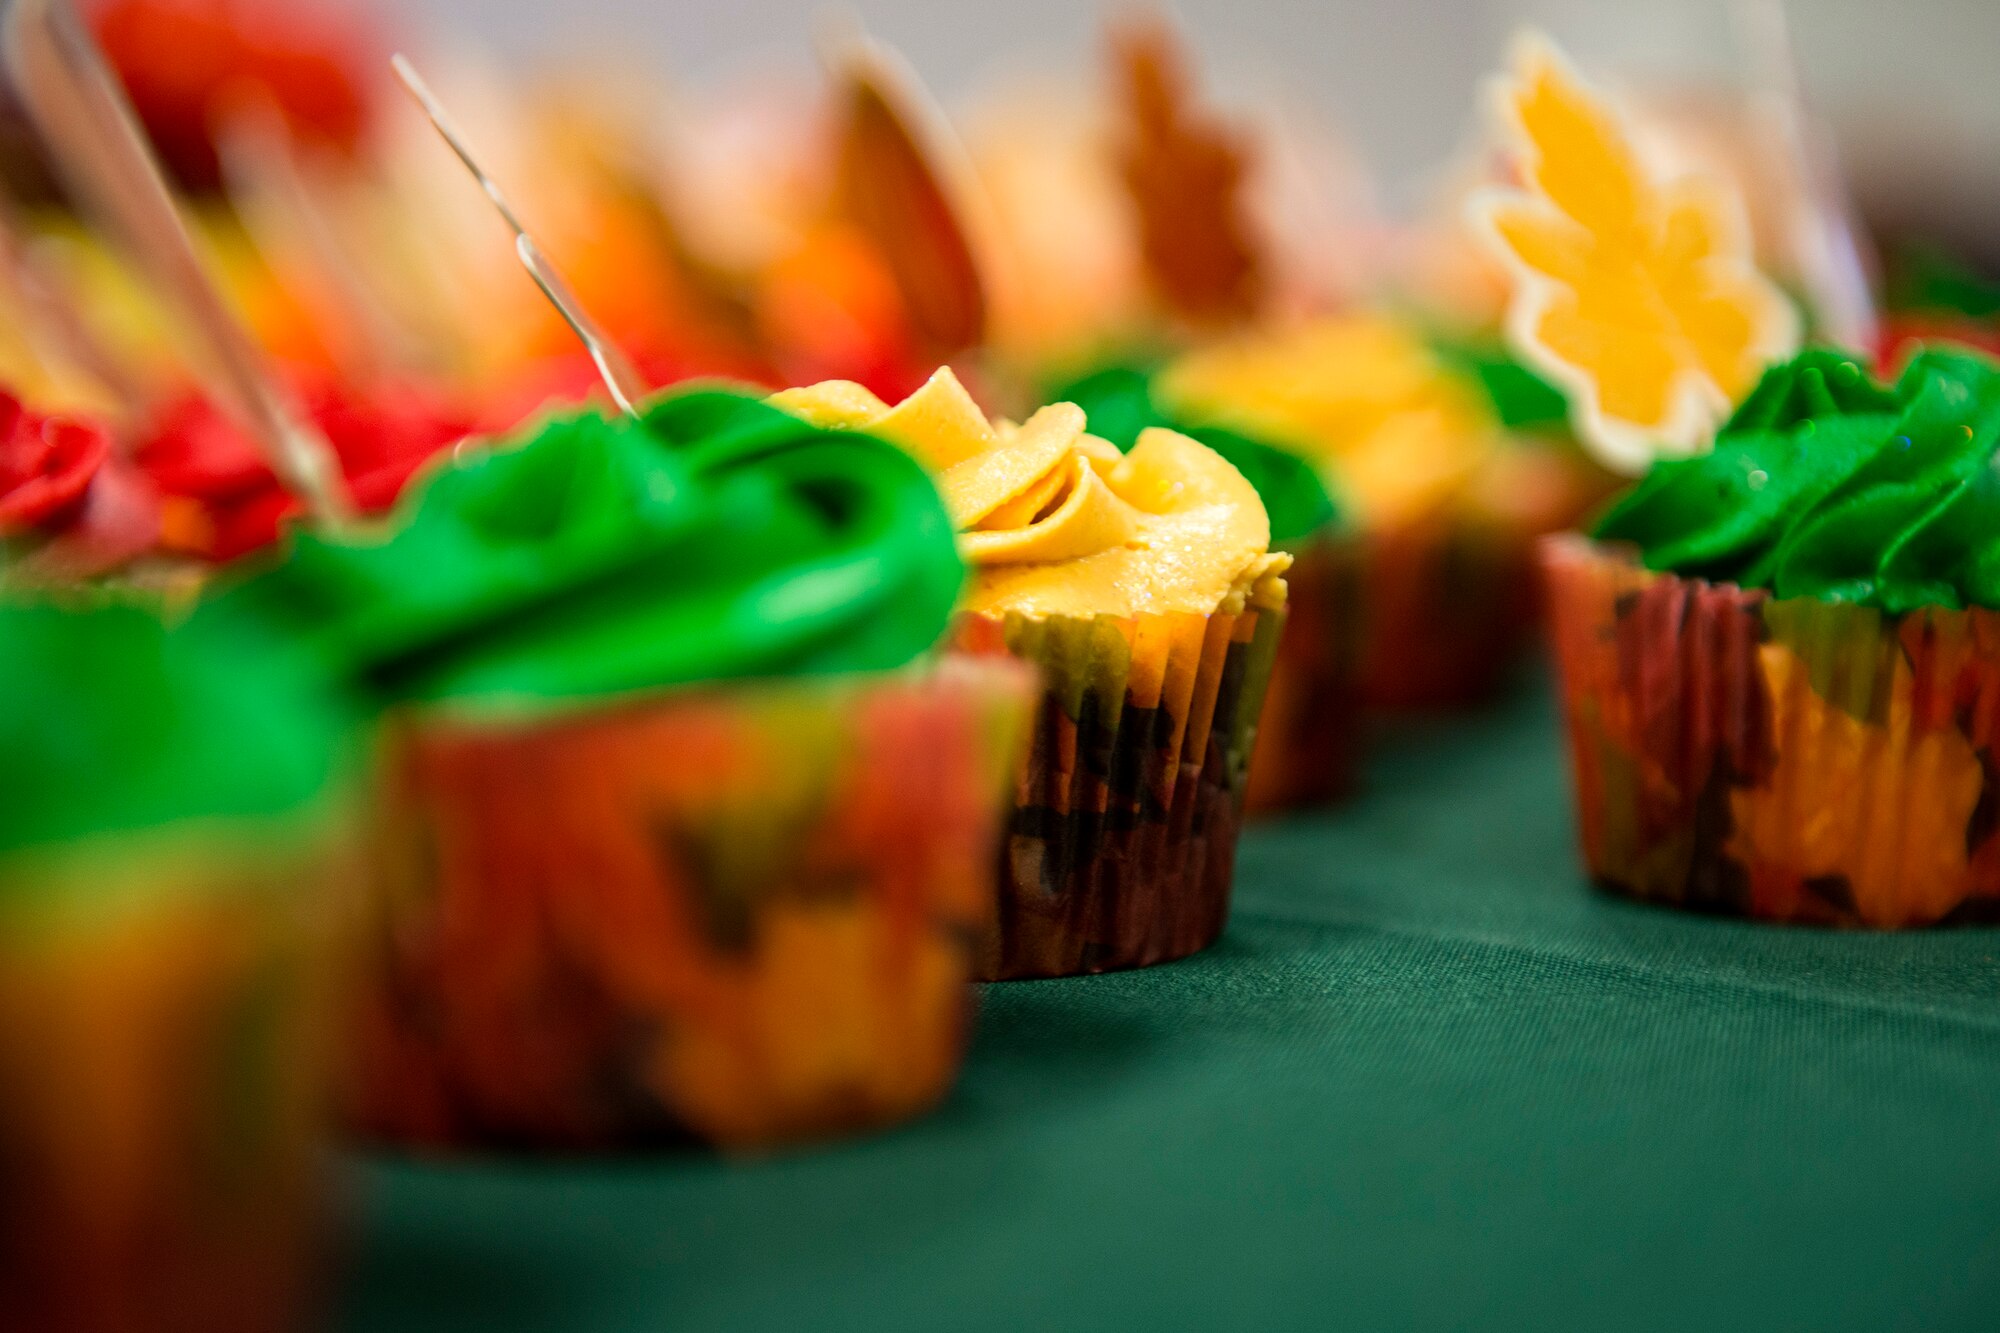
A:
[[339, 676, 2000, 1332]]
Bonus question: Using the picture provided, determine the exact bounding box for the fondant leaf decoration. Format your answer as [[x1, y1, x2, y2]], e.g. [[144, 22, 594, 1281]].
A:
[[1471, 33, 1800, 473], [831, 41, 987, 359], [1109, 15, 1264, 324]]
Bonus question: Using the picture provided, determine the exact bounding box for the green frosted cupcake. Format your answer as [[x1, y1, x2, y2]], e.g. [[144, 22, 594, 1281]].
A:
[[1547, 345, 2000, 926], [0, 603, 353, 1333], [208, 388, 1032, 1151]]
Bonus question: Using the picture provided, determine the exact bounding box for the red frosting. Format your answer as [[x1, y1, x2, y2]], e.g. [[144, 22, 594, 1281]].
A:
[[90, 0, 378, 191], [0, 394, 163, 579], [1877, 317, 2000, 375], [137, 380, 473, 561], [0, 395, 112, 531]]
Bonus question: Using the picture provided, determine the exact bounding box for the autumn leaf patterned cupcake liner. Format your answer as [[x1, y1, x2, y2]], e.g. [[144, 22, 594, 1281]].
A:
[[344, 660, 1034, 1153], [1357, 512, 1545, 711], [0, 827, 348, 1333], [1244, 535, 1365, 812], [1544, 534, 2000, 927], [952, 596, 1285, 979]]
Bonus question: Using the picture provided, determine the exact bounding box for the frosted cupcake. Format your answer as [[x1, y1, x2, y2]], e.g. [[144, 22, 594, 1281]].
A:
[[1548, 345, 2000, 926], [1455, 35, 2000, 924], [0, 603, 352, 1333], [774, 367, 1289, 977], [206, 387, 1030, 1149]]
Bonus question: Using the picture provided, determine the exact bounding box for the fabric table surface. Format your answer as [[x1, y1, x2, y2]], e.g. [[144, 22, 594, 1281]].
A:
[[337, 673, 2000, 1332]]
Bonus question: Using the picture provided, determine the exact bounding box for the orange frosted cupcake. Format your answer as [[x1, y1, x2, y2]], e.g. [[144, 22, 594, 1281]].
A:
[[775, 368, 1289, 977]]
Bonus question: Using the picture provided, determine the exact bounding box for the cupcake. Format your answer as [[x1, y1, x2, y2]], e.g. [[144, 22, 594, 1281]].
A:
[[1465, 39, 2000, 926], [0, 603, 353, 1333], [1052, 361, 1359, 810], [206, 387, 1031, 1150], [772, 366, 1289, 978], [1547, 345, 2000, 926]]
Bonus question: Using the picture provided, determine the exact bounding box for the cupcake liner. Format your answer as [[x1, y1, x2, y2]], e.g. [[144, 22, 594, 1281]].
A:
[[1544, 534, 2000, 927], [345, 660, 1034, 1152], [0, 828, 344, 1333], [953, 594, 1286, 979], [1244, 536, 1365, 813], [1356, 511, 1542, 711]]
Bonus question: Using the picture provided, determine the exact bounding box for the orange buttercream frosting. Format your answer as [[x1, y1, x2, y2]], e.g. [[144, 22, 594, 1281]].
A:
[[771, 367, 1289, 619]]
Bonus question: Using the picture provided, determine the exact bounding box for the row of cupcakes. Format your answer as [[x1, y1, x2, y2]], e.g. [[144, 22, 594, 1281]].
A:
[[1, 360, 1295, 1329], [8, 15, 2000, 1333]]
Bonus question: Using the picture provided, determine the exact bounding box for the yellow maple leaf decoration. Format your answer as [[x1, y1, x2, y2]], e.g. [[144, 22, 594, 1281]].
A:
[[1471, 34, 1799, 473]]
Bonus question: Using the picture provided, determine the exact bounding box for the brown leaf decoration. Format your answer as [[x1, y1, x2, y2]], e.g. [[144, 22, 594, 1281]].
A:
[[1109, 15, 1264, 323], [831, 43, 987, 359]]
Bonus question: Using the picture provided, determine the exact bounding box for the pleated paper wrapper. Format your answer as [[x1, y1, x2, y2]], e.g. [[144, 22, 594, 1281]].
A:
[[0, 823, 348, 1333], [1544, 534, 2000, 927], [1243, 535, 1364, 813], [345, 660, 1034, 1152], [1355, 507, 1545, 711], [953, 584, 1286, 979]]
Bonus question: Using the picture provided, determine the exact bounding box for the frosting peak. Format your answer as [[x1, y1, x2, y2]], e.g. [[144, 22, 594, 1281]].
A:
[[773, 367, 1288, 618], [1596, 345, 2000, 613]]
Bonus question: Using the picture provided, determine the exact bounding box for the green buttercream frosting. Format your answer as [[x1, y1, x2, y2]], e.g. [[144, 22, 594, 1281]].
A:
[[201, 388, 964, 707], [1046, 364, 1342, 549], [1594, 345, 2000, 613], [0, 603, 348, 858]]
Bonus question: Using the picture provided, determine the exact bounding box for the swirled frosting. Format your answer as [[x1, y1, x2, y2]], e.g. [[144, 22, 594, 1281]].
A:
[[0, 603, 349, 860], [771, 367, 1289, 619], [1595, 346, 2000, 612], [201, 388, 964, 706], [1047, 364, 1340, 549]]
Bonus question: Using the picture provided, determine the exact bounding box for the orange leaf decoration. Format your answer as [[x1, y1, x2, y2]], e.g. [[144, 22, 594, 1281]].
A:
[[1472, 34, 1799, 472], [831, 41, 988, 360], [1109, 15, 1264, 324]]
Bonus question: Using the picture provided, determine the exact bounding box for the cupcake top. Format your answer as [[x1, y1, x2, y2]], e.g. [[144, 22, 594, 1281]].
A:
[[201, 387, 963, 708], [1595, 345, 2000, 613], [0, 602, 349, 861], [1141, 315, 1525, 529], [772, 366, 1289, 619]]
